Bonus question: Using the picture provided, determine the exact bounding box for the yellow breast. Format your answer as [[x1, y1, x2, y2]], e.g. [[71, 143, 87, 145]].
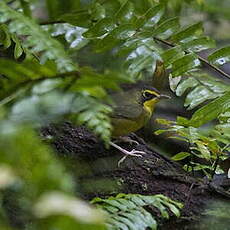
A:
[[111, 109, 151, 137]]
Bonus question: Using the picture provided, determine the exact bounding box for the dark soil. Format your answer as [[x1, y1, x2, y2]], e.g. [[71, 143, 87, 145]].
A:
[[41, 122, 230, 230]]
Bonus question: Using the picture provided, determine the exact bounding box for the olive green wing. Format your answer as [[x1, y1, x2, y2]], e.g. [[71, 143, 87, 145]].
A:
[[111, 103, 143, 120], [110, 88, 143, 119]]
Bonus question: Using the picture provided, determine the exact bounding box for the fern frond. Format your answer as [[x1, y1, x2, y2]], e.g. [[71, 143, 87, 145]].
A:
[[171, 73, 230, 110], [77, 2, 216, 78], [0, 2, 76, 72], [0, 59, 58, 102], [52, 1, 230, 81], [91, 193, 183, 230], [71, 96, 112, 143], [188, 90, 230, 127]]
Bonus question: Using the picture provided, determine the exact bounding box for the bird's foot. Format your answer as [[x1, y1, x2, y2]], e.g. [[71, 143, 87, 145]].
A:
[[119, 148, 146, 157], [118, 149, 146, 167], [109, 141, 146, 166]]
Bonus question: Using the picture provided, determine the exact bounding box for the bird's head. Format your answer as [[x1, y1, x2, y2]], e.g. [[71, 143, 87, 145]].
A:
[[140, 86, 170, 115]]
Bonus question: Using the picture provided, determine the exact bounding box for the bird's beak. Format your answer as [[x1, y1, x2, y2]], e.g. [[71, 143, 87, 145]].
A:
[[159, 94, 171, 99]]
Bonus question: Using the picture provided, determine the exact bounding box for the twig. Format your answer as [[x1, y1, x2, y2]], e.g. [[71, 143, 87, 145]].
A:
[[154, 37, 230, 80], [40, 20, 66, 26]]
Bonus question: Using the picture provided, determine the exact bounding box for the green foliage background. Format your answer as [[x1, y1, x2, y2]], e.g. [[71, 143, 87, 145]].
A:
[[0, 0, 229, 229]]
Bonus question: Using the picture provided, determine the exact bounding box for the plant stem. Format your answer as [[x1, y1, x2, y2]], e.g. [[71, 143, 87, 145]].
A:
[[154, 37, 230, 81], [19, 0, 32, 18], [211, 155, 219, 179]]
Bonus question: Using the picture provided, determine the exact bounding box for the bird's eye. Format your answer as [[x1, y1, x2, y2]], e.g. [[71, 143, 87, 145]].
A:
[[143, 91, 154, 99]]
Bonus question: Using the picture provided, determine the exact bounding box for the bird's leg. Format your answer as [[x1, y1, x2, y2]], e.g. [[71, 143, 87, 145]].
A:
[[114, 136, 139, 145], [109, 141, 146, 166], [109, 141, 145, 156]]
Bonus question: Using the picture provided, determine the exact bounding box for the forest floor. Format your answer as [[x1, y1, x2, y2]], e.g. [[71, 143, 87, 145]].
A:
[[42, 122, 230, 230]]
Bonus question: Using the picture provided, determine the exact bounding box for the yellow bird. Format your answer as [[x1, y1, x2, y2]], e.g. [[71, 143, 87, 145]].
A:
[[109, 85, 170, 164]]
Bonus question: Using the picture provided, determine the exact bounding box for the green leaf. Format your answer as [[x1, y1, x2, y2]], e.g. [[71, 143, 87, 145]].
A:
[[172, 54, 200, 77], [156, 118, 174, 126], [131, 0, 153, 14], [0, 24, 11, 48], [171, 22, 203, 43], [94, 35, 120, 53], [45, 24, 88, 50], [126, 54, 155, 78], [64, 26, 88, 50], [59, 11, 91, 27], [116, 38, 139, 57], [161, 46, 185, 67], [115, 1, 135, 23], [184, 85, 218, 110], [175, 77, 199, 96], [90, 2, 106, 21], [95, 24, 136, 52], [83, 18, 116, 38], [181, 36, 216, 52], [172, 152, 191, 161], [0, 59, 58, 102], [195, 141, 211, 159], [215, 123, 230, 136], [153, 195, 183, 218], [0, 59, 56, 79], [11, 34, 24, 59], [218, 110, 230, 123], [196, 74, 229, 93], [162, 202, 181, 218], [153, 17, 180, 39], [110, 24, 137, 40], [0, 24, 25, 59], [136, 4, 165, 28], [169, 75, 181, 91], [102, 0, 121, 17], [189, 91, 230, 127], [174, 74, 230, 110], [208, 46, 230, 66]]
